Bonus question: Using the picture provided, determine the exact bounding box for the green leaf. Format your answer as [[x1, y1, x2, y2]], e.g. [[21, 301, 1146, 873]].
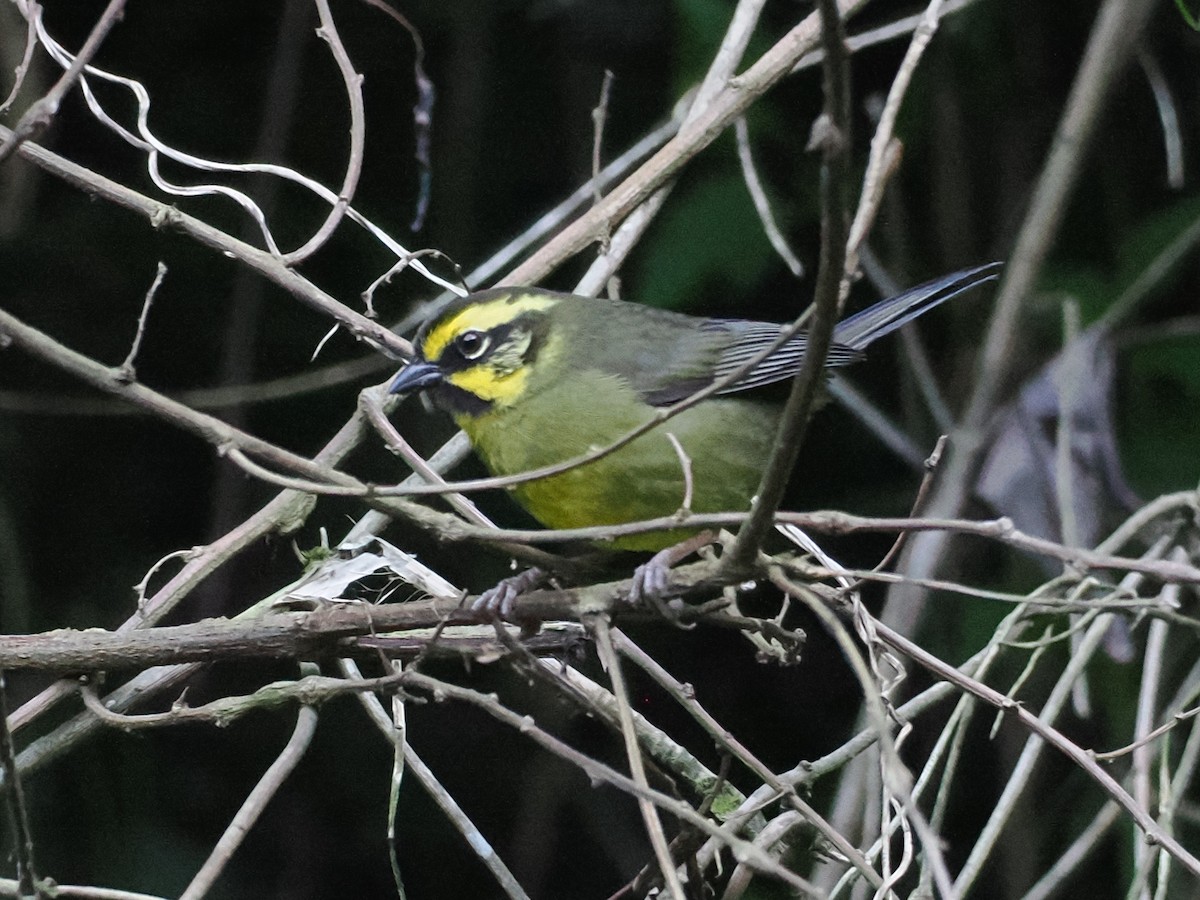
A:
[[631, 171, 782, 312], [1121, 335, 1200, 495], [1174, 0, 1200, 29], [1041, 193, 1200, 324]]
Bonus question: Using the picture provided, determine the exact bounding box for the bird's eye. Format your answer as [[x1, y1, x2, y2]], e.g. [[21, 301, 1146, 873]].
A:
[[455, 330, 490, 360]]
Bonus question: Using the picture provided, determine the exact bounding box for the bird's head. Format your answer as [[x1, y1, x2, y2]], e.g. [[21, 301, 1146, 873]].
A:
[[388, 289, 562, 418]]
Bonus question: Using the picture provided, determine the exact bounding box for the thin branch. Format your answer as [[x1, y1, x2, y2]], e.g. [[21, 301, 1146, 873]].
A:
[[0, 0, 40, 116], [341, 658, 532, 900], [1129, 612, 1170, 898], [400, 671, 822, 895], [592, 618, 685, 900], [0, 123, 411, 360], [845, 0, 949, 272], [867, 616, 1200, 881], [590, 70, 616, 247], [0, 674, 42, 898], [734, 116, 804, 276], [614, 629, 884, 890], [179, 673, 320, 900], [872, 434, 948, 573], [359, 386, 496, 529], [386, 657, 406, 900], [1137, 48, 1184, 189], [433, 506, 1200, 588], [281, 0, 364, 264], [890, 0, 1162, 631], [79, 668, 399, 730], [503, 0, 872, 288], [117, 261, 167, 380], [1094, 707, 1200, 763], [0, 881, 168, 900], [0, 0, 127, 166], [724, 0, 852, 573]]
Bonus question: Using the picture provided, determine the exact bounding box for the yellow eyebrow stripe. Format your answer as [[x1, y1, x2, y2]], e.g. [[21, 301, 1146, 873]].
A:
[[422, 293, 558, 362]]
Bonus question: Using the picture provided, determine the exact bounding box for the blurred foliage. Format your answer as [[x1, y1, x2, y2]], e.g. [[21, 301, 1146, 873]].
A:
[[1, 0, 1200, 898]]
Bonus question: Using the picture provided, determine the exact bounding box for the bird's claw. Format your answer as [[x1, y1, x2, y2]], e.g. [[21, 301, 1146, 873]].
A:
[[626, 530, 715, 625], [630, 557, 688, 625], [472, 567, 548, 620], [629, 558, 671, 605]]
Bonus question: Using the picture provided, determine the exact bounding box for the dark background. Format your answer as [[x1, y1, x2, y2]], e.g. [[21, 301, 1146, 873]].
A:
[[2, 0, 1200, 897]]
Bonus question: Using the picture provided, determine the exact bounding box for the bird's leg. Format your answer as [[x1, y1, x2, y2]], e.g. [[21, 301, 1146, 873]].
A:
[[472, 566, 550, 619], [628, 530, 716, 614]]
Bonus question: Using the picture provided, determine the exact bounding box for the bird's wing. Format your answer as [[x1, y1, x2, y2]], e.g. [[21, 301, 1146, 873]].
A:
[[708, 320, 861, 396], [709, 263, 1002, 397]]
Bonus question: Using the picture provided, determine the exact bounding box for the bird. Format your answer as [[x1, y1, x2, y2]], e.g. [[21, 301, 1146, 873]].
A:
[[389, 263, 1000, 608]]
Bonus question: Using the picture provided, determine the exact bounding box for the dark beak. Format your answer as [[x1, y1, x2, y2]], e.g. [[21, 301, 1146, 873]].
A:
[[388, 361, 444, 395]]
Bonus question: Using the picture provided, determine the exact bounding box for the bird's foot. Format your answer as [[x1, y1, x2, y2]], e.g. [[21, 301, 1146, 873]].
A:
[[472, 566, 549, 620], [628, 530, 715, 623]]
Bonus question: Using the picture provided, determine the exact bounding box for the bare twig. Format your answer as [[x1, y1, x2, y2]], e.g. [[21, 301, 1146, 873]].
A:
[[0, 123, 411, 359], [340, 659, 532, 900], [0, 880, 168, 900], [0, 0, 40, 116], [281, 0, 364, 264], [1137, 48, 1184, 189], [0, 673, 42, 898], [724, 0, 852, 573], [734, 116, 804, 276], [1129, 610, 1170, 898], [845, 0, 950, 273], [614, 629, 885, 890], [663, 433, 695, 514], [400, 671, 822, 895], [0, 0, 127, 166], [359, 385, 496, 529], [872, 434, 948, 573], [592, 618, 685, 900], [117, 261, 168, 381], [179, 672, 320, 900], [866, 614, 1200, 881], [591, 70, 615, 208], [890, 0, 1162, 632], [432, 505, 1200, 588]]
